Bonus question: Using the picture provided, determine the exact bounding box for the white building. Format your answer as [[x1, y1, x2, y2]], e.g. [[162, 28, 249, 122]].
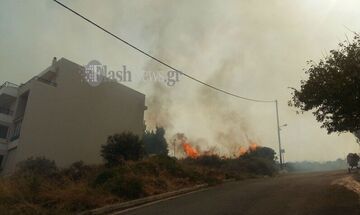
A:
[[0, 58, 146, 175]]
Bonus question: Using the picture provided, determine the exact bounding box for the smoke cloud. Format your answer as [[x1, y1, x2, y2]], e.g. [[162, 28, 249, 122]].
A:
[[1, 0, 360, 161]]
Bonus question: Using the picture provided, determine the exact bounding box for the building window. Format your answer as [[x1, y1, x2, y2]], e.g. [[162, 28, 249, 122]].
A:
[[11, 120, 22, 141], [0, 125, 8, 139]]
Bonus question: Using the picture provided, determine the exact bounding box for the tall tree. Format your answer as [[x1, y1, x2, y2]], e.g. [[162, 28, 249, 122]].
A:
[[144, 126, 169, 155], [290, 34, 360, 135]]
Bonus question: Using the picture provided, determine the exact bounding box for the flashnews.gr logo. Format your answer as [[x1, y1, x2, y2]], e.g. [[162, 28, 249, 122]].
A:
[[80, 60, 106, 87], [80, 60, 181, 87]]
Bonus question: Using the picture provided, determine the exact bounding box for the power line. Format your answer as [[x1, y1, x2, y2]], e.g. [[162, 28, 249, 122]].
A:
[[53, 0, 275, 103]]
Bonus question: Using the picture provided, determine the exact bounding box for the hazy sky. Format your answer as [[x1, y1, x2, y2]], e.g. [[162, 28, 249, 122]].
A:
[[1, 0, 359, 161]]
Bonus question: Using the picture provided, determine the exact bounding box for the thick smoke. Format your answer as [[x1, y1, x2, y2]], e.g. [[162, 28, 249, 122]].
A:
[[3, 0, 359, 161], [134, 0, 360, 160], [141, 4, 258, 156]]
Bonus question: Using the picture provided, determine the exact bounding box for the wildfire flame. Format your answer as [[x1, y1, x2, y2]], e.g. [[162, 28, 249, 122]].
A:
[[182, 143, 199, 158], [239, 142, 260, 156], [174, 132, 261, 158], [239, 146, 247, 156], [249, 143, 258, 152]]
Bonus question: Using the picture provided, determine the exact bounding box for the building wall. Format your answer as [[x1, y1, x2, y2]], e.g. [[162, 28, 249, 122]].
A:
[[6, 58, 145, 170]]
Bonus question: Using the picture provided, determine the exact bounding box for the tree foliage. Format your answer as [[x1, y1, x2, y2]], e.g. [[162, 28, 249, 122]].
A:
[[101, 132, 145, 166], [290, 34, 360, 134], [143, 127, 169, 155], [243, 147, 276, 161]]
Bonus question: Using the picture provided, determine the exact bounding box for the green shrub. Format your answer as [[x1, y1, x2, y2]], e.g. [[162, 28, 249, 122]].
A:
[[239, 157, 277, 176], [243, 147, 276, 161], [132, 161, 159, 176], [101, 132, 145, 166], [62, 161, 92, 181], [151, 155, 185, 176], [16, 157, 58, 177], [185, 169, 203, 182], [203, 175, 222, 186], [189, 155, 224, 168], [104, 175, 145, 199], [143, 127, 169, 155], [17, 173, 43, 196], [93, 169, 115, 187]]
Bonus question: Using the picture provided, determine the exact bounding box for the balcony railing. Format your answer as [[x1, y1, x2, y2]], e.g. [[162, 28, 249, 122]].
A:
[[20, 76, 57, 88], [37, 77, 57, 87], [0, 107, 13, 116], [0, 81, 18, 90]]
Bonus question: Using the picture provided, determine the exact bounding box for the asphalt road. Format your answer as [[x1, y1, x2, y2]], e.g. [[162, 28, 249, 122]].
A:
[[115, 171, 360, 215]]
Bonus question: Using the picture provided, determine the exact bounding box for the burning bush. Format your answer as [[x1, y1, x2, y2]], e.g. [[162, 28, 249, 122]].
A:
[[181, 146, 278, 177]]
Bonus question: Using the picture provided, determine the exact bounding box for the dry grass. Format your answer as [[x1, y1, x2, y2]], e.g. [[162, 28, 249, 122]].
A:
[[0, 156, 219, 214], [0, 154, 276, 214]]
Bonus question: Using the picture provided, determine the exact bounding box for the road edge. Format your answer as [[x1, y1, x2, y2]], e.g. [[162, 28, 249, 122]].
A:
[[332, 174, 360, 198], [78, 184, 208, 215], [78, 179, 236, 215]]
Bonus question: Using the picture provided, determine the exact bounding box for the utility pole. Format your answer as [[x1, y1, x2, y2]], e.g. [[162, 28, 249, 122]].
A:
[[275, 100, 283, 169], [173, 139, 176, 157]]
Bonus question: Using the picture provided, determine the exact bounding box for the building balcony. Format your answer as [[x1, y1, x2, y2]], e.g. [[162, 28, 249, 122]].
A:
[[0, 139, 7, 151], [0, 82, 18, 99], [0, 108, 13, 123], [7, 138, 18, 150]]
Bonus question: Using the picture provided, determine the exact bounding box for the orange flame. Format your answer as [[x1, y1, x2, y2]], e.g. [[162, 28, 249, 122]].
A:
[[239, 142, 260, 156], [182, 143, 199, 158], [239, 146, 247, 156], [249, 143, 258, 152]]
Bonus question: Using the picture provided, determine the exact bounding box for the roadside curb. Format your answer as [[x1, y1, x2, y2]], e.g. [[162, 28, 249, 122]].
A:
[[78, 184, 208, 215], [78, 179, 236, 215]]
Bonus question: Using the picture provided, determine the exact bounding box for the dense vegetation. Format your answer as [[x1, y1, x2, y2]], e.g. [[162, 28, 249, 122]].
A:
[[0, 132, 278, 214], [143, 127, 169, 155], [290, 34, 360, 135]]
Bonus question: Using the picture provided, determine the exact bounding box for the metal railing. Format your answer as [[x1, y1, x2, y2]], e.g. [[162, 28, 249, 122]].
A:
[[0, 107, 13, 116], [37, 77, 57, 87], [20, 76, 57, 88], [0, 81, 18, 90]]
